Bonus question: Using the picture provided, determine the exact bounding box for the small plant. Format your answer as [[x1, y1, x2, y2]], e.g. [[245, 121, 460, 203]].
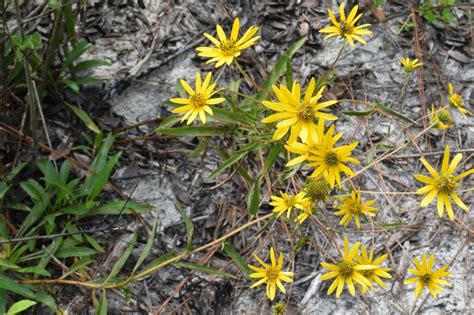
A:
[[0, 134, 149, 312], [419, 0, 456, 24]]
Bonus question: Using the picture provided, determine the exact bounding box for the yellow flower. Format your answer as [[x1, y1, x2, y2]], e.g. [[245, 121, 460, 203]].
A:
[[270, 191, 310, 219], [414, 145, 473, 221], [248, 247, 294, 301], [262, 78, 337, 144], [319, 3, 372, 46], [196, 18, 260, 68], [303, 176, 332, 203], [400, 57, 423, 73], [294, 199, 315, 224], [429, 105, 452, 130], [307, 124, 360, 188], [448, 83, 471, 116], [170, 72, 225, 124], [284, 122, 324, 166], [404, 254, 451, 298], [335, 191, 377, 229], [356, 245, 391, 294], [320, 237, 374, 297]]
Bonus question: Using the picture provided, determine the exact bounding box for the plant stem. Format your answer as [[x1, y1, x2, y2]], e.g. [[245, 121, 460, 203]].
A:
[[13, 0, 37, 149], [20, 212, 275, 289], [234, 60, 258, 90], [329, 41, 346, 69]]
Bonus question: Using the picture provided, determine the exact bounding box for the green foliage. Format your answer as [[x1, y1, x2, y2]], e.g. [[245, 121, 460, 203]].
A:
[[419, 0, 456, 24], [373, 0, 384, 7], [2, 2, 110, 134], [0, 134, 149, 311], [6, 299, 37, 315]]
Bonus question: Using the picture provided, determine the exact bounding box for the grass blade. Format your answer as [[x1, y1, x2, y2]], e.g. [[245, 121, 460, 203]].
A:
[[156, 126, 228, 137], [208, 143, 262, 180], [97, 290, 107, 315], [375, 103, 418, 125], [222, 242, 251, 275], [132, 216, 159, 274], [247, 176, 262, 215], [103, 232, 137, 284], [175, 201, 194, 251], [173, 261, 238, 279]]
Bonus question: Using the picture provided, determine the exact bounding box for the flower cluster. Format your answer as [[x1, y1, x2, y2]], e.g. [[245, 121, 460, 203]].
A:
[[404, 254, 451, 298], [320, 237, 391, 297], [248, 247, 294, 301], [414, 145, 472, 221], [163, 2, 471, 305]]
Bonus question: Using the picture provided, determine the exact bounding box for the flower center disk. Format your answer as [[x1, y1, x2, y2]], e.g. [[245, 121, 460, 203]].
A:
[[297, 104, 315, 121], [190, 93, 206, 109], [338, 261, 355, 278], [265, 266, 280, 282], [420, 273, 432, 285], [340, 22, 354, 37], [285, 196, 296, 207], [219, 40, 237, 57], [325, 152, 339, 166], [436, 176, 455, 194]]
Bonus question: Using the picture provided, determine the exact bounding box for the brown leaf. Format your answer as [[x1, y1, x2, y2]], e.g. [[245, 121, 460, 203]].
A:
[[372, 8, 386, 22]]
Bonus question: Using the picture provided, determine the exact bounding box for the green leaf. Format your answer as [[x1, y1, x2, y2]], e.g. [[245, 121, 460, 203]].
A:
[[0, 182, 9, 200], [60, 257, 94, 279], [73, 60, 111, 73], [11, 35, 22, 48], [187, 139, 208, 158], [23, 33, 41, 49], [173, 261, 239, 279], [211, 107, 254, 124], [0, 289, 5, 315], [374, 0, 384, 7], [55, 247, 97, 258], [247, 176, 262, 215], [255, 38, 306, 101], [175, 201, 194, 251], [0, 275, 56, 310], [82, 133, 120, 202], [132, 216, 159, 274], [62, 40, 92, 69], [208, 143, 262, 179], [156, 126, 228, 137], [374, 103, 418, 125], [20, 180, 45, 202], [92, 200, 151, 215], [76, 76, 103, 85], [285, 58, 293, 89], [441, 8, 453, 23], [142, 251, 176, 271], [47, 0, 61, 10], [222, 242, 251, 275], [262, 143, 283, 175], [85, 234, 105, 253], [228, 79, 240, 111], [7, 162, 27, 181], [6, 300, 37, 315], [377, 222, 406, 228], [157, 115, 180, 129], [17, 266, 51, 277], [0, 259, 19, 270], [342, 110, 374, 117], [62, 2, 76, 41], [63, 79, 80, 92], [66, 103, 101, 134], [103, 232, 137, 284], [97, 290, 107, 315]]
